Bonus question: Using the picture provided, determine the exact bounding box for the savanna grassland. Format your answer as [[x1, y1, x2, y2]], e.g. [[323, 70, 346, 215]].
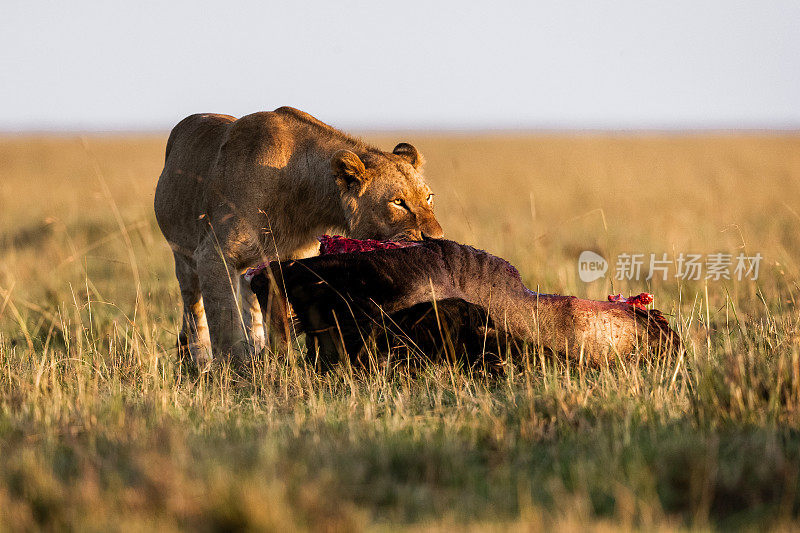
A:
[[1, 132, 800, 531]]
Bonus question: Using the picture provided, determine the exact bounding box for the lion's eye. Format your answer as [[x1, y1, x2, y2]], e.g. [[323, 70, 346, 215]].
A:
[[391, 198, 405, 207], [426, 194, 434, 205]]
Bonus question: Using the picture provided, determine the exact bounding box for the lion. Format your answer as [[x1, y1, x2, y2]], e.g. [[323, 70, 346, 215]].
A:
[[154, 106, 443, 365]]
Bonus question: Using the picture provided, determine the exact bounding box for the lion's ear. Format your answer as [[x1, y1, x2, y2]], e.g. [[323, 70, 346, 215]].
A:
[[331, 150, 369, 195], [392, 143, 424, 169]]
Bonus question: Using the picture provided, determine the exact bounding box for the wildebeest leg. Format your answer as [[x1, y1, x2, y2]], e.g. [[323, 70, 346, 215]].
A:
[[173, 251, 212, 365]]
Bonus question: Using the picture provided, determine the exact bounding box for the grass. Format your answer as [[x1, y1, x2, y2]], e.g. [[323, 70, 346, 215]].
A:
[[1, 133, 799, 530]]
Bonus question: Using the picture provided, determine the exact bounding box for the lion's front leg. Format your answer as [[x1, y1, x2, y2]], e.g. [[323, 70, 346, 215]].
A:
[[195, 241, 251, 366], [240, 274, 266, 354]]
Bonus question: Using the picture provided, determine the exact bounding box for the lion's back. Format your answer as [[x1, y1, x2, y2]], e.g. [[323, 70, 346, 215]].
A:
[[153, 108, 349, 255], [153, 107, 435, 263], [155, 114, 238, 244]]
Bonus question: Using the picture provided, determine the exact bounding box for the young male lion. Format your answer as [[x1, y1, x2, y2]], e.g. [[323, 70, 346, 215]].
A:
[[154, 106, 443, 365]]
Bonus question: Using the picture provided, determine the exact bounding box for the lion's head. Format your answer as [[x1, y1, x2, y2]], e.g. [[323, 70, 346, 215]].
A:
[[331, 143, 443, 241]]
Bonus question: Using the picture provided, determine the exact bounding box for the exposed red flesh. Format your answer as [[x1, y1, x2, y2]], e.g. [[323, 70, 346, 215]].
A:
[[318, 234, 419, 255], [608, 292, 654, 309], [244, 235, 418, 281]]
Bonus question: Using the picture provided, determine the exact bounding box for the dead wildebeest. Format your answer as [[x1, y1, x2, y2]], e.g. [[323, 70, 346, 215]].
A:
[[247, 237, 681, 370]]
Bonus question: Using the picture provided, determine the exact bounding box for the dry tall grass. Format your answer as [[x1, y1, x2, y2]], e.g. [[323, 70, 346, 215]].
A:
[[1, 133, 799, 530]]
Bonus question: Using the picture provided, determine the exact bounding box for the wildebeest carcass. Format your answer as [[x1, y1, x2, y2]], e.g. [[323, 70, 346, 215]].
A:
[[247, 237, 680, 369]]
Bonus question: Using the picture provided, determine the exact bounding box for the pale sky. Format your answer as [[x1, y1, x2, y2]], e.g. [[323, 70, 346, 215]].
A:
[[2, 1, 799, 131]]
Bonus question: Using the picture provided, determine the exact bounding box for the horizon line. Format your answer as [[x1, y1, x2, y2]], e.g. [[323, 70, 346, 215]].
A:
[[2, 124, 800, 137]]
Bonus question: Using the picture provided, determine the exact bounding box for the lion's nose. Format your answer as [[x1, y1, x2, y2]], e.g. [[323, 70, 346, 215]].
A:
[[421, 220, 444, 239]]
